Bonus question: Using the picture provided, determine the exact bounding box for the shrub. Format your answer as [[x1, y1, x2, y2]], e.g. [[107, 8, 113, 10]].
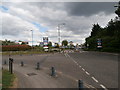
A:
[[1, 45, 31, 51]]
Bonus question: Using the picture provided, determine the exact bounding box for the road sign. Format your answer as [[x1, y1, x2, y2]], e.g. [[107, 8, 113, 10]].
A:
[[97, 39, 102, 48], [43, 37, 48, 46]]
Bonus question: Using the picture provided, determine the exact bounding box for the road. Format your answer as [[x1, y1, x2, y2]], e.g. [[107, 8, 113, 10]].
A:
[[2, 51, 119, 89], [68, 51, 118, 89]]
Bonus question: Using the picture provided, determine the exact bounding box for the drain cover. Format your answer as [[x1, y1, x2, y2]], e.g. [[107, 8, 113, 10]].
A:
[[27, 73, 37, 76]]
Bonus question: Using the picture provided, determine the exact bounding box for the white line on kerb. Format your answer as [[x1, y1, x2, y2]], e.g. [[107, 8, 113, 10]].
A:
[[91, 77, 99, 83], [85, 71, 90, 75], [25, 74, 29, 77], [100, 84, 107, 90], [79, 65, 81, 68]]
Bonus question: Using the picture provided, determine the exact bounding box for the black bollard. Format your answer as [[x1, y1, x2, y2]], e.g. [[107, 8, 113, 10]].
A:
[[51, 67, 56, 76], [9, 58, 13, 74], [36, 62, 40, 70], [78, 80, 83, 90], [21, 61, 24, 66], [9, 58, 11, 72], [10, 59, 13, 74]]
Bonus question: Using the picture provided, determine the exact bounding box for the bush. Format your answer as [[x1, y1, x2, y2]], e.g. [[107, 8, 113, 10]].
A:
[[1, 45, 31, 51]]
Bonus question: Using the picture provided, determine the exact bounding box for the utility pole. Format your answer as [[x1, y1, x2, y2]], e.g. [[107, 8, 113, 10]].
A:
[[58, 24, 60, 45]]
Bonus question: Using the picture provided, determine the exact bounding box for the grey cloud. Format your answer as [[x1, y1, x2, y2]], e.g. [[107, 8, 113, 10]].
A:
[[1, 2, 116, 44], [64, 2, 116, 16]]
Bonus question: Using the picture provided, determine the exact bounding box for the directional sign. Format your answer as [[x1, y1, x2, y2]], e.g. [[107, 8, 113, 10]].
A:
[[43, 37, 48, 46], [97, 39, 102, 48]]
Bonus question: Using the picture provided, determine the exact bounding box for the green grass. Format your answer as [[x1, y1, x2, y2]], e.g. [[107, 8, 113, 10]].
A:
[[2, 70, 15, 88]]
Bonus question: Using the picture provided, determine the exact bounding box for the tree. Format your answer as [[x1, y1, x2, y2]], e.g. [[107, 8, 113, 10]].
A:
[[48, 41, 52, 47], [2, 39, 19, 45], [115, 1, 120, 17], [69, 41, 74, 48], [21, 42, 28, 45], [91, 23, 102, 37], [84, 1, 120, 53], [62, 40, 68, 46], [54, 43, 59, 48], [106, 19, 115, 36]]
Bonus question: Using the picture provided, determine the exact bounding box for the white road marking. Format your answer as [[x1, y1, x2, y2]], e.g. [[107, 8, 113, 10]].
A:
[[57, 71, 63, 74], [67, 54, 70, 57], [76, 63, 79, 66], [73, 60, 77, 64], [91, 77, 99, 83], [82, 68, 85, 71], [100, 84, 107, 90], [87, 84, 96, 88], [25, 74, 29, 77], [64, 54, 67, 57], [66, 53, 70, 58], [66, 53, 108, 89], [85, 71, 90, 75]]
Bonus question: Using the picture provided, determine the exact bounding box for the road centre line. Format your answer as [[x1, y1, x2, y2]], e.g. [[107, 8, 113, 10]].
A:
[[91, 77, 99, 83], [76, 63, 79, 66], [85, 71, 90, 75], [100, 84, 108, 90], [65, 53, 108, 89], [82, 68, 85, 71]]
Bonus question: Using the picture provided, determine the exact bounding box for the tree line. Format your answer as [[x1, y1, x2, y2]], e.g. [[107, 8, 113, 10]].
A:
[[85, 17, 120, 53]]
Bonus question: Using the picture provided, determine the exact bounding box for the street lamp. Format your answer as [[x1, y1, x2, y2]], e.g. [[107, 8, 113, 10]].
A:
[[58, 23, 65, 46], [31, 30, 33, 47], [24, 30, 33, 47]]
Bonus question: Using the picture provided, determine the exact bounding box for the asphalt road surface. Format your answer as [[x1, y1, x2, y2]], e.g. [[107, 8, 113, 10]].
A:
[[2, 51, 119, 89], [68, 51, 118, 89]]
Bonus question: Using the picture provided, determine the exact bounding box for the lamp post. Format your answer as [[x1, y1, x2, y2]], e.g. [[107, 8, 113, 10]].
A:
[[23, 29, 33, 47], [31, 30, 33, 47], [58, 23, 65, 46]]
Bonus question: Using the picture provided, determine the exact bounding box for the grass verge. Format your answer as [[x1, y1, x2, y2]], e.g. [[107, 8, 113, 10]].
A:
[[2, 69, 15, 88]]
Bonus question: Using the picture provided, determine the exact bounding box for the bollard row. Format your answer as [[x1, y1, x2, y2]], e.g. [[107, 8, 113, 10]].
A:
[[6, 58, 84, 88]]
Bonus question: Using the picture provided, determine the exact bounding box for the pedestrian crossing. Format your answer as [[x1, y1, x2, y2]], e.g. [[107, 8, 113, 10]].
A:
[[61, 50, 88, 53], [61, 50, 74, 53]]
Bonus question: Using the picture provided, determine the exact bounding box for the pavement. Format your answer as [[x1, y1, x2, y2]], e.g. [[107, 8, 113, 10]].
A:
[[2, 51, 119, 89]]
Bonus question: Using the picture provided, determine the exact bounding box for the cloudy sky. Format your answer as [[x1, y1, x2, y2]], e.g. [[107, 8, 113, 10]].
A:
[[0, 0, 119, 45]]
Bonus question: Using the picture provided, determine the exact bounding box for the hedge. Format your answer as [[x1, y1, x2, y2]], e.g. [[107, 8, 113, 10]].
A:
[[1, 45, 31, 51]]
